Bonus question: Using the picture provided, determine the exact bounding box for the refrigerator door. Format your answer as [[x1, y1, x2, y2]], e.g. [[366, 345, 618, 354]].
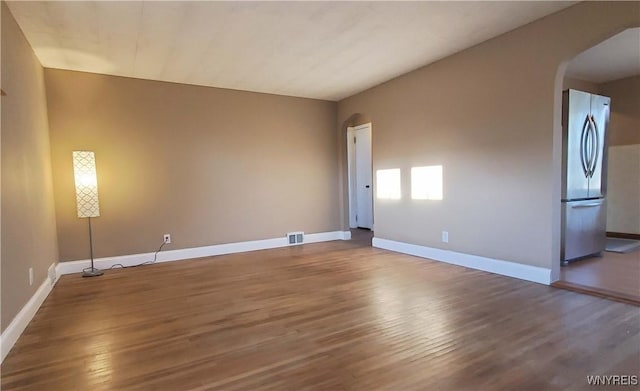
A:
[[561, 199, 607, 262], [587, 94, 610, 198], [562, 90, 591, 200]]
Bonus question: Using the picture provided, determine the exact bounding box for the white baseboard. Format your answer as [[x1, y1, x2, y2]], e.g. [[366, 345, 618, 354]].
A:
[[1, 262, 58, 363], [372, 237, 551, 285], [57, 230, 352, 275]]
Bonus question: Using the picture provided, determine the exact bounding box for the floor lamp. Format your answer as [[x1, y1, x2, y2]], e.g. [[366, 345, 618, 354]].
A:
[[73, 151, 103, 277]]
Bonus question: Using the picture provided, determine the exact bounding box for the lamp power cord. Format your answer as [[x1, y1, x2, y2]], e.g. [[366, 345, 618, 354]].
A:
[[109, 240, 167, 270]]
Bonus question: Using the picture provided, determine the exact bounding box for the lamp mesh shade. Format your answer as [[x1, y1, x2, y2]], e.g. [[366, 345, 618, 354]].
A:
[[73, 151, 100, 218]]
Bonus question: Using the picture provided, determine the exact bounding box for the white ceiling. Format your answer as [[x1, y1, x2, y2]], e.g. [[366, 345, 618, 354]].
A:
[[7, 1, 575, 101], [566, 28, 640, 83]]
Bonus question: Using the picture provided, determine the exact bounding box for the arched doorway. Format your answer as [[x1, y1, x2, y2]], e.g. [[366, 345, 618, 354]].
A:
[[552, 28, 640, 303]]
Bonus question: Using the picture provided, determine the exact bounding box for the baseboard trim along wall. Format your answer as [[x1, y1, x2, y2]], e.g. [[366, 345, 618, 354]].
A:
[[372, 237, 552, 285], [606, 231, 640, 240], [57, 230, 352, 275], [1, 262, 59, 363]]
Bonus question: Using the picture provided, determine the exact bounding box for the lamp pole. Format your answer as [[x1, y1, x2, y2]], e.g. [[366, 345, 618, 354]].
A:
[[88, 217, 94, 266], [83, 216, 103, 277]]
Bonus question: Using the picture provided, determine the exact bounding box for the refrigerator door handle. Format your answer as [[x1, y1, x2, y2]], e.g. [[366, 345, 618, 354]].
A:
[[579, 115, 590, 178], [588, 115, 600, 178], [571, 202, 603, 208]]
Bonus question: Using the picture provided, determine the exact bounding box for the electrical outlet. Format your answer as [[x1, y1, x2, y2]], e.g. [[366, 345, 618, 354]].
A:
[[442, 231, 449, 243], [29, 267, 34, 286], [163, 234, 171, 244]]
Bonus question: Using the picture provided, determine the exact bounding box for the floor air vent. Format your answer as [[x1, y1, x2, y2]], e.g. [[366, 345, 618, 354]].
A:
[[287, 232, 304, 245]]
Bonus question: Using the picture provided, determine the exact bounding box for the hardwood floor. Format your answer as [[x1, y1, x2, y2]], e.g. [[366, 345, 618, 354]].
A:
[[2, 235, 639, 390], [556, 249, 640, 305]]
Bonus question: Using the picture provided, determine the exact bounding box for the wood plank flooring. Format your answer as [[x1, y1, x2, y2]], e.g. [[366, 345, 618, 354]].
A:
[[2, 234, 639, 390], [557, 248, 640, 305]]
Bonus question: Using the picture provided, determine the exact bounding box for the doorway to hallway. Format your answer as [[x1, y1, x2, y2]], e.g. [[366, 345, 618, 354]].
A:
[[347, 123, 373, 231]]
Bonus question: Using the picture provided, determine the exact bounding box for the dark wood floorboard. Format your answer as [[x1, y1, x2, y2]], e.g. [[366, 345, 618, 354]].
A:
[[2, 235, 639, 390], [558, 248, 640, 304]]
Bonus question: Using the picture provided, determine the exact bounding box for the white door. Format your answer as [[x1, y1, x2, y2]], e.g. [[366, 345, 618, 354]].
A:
[[355, 126, 373, 229]]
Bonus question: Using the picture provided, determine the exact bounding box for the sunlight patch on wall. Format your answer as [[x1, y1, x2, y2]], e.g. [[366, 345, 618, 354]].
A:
[[411, 165, 443, 200], [376, 169, 401, 199]]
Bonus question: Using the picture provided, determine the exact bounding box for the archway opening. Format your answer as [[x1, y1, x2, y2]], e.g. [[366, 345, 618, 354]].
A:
[[552, 28, 640, 303]]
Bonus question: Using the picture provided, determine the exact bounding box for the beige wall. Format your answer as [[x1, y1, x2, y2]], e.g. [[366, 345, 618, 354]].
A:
[[601, 76, 640, 234], [606, 145, 640, 235], [1, 3, 59, 331], [336, 2, 639, 271], [45, 69, 340, 261], [600, 75, 640, 146]]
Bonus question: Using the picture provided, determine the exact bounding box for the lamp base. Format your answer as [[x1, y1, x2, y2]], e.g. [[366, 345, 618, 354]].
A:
[[82, 267, 104, 277]]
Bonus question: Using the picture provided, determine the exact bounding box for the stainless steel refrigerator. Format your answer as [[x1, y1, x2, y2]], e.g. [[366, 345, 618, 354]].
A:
[[561, 89, 610, 264]]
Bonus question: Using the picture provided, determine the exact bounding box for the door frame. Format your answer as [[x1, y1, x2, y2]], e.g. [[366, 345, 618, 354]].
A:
[[347, 122, 373, 229]]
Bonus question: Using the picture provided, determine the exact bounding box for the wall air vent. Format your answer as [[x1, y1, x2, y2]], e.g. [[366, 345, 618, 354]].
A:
[[287, 232, 304, 245]]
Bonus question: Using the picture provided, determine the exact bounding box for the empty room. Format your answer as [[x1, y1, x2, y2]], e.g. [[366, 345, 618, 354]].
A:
[[1, 1, 639, 390]]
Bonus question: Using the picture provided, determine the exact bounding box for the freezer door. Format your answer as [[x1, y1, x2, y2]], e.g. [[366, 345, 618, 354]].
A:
[[562, 90, 591, 200], [587, 94, 610, 198], [561, 199, 607, 262]]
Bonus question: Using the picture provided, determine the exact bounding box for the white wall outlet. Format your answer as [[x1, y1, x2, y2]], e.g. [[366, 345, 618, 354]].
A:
[[163, 234, 171, 244], [442, 231, 449, 243], [29, 267, 34, 286]]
